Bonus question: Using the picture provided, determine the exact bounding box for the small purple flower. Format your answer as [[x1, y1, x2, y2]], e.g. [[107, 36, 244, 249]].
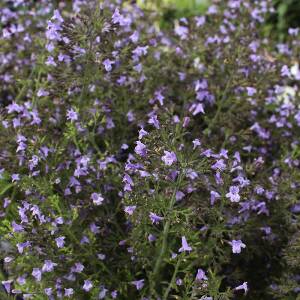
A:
[[83, 280, 93, 292], [44, 288, 52, 296], [45, 56, 57, 66], [149, 212, 164, 224], [192, 139, 201, 149], [55, 236, 65, 248], [148, 234, 156, 242], [32, 268, 42, 282], [111, 290, 118, 298], [66, 108, 78, 122], [64, 288, 74, 297], [195, 16, 206, 27], [11, 174, 20, 182], [12, 221, 24, 233], [226, 186, 240, 203], [72, 262, 84, 273], [17, 276, 26, 285], [179, 236, 192, 252], [91, 192, 104, 205], [124, 205, 136, 215], [196, 269, 208, 281], [132, 279, 144, 290], [52, 10, 64, 23], [176, 191, 185, 201], [210, 191, 220, 205], [37, 88, 49, 97], [148, 114, 160, 129], [174, 24, 188, 39], [138, 128, 148, 139], [103, 59, 114, 72], [211, 159, 226, 171], [176, 278, 183, 285], [134, 141, 147, 157], [42, 260, 57, 272], [230, 240, 246, 254], [2, 280, 12, 293], [246, 87, 257, 96], [183, 116, 190, 127], [132, 45, 149, 57], [17, 241, 30, 254], [161, 151, 177, 166], [190, 102, 205, 115], [235, 282, 248, 294]]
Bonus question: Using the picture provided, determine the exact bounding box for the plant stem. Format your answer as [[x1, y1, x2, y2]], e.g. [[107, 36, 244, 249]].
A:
[[151, 173, 183, 295], [163, 256, 182, 300]]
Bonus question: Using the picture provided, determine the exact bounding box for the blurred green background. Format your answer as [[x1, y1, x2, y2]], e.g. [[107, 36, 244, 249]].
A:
[[137, 0, 300, 40]]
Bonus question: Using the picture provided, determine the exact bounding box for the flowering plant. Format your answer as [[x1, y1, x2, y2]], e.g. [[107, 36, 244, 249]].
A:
[[0, 0, 300, 299]]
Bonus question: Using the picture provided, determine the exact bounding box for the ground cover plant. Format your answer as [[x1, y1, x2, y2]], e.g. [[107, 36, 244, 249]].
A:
[[1, 0, 300, 299]]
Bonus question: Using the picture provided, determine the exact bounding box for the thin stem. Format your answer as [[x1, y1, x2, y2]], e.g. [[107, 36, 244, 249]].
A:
[[163, 256, 182, 300], [151, 172, 183, 295]]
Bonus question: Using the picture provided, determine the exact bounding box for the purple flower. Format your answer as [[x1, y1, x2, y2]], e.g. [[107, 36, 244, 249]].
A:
[[179, 236, 192, 252], [132, 45, 149, 57], [91, 192, 104, 205], [211, 159, 226, 171], [111, 290, 118, 298], [138, 128, 148, 139], [12, 221, 24, 233], [161, 151, 177, 166], [42, 260, 57, 272], [112, 8, 131, 27], [2, 280, 12, 293], [103, 59, 114, 72], [32, 268, 42, 281], [52, 10, 64, 23], [134, 141, 147, 157], [210, 191, 220, 205], [148, 114, 160, 129], [246, 87, 257, 96], [72, 262, 84, 273], [132, 279, 144, 290], [226, 186, 240, 203], [44, 288, 52, 296], [66, 108, 78, 122], [176, 191, 185, 201], [11, 174, 20, 182], [37, 88, 49, 97], [124, 205, 136, 215], [195, 16, 206, 27], [192, 139, 201, 149], [45, 56, 57, 66], [149, 212, 164, 224], [230, 240, 246, 254], [235, 282, 248, 294], [196, 268, 208, 281], [55, 236, 65, 248], [83, 280, 93, 292], [190, 103, 205, 115], [64, 288, 74, 297], [130, 31, 139, 43], [174, 24, 188, 39], [17, 276, 26, 285], [176, 278, 183, 285], [17, 241, 30, 254], [148, 234, 156, 242], [99, 287, 108, 299]]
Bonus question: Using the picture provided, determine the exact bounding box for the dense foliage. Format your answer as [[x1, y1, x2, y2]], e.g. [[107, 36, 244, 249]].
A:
[[1, 0, 300, 299]]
